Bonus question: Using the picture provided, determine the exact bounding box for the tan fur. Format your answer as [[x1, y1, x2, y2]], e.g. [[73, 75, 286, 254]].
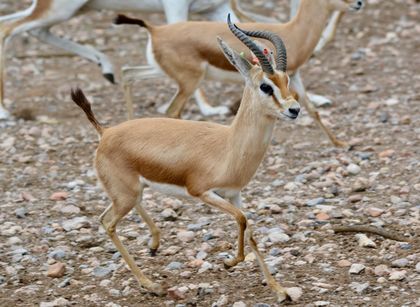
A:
[[133, 0, 357, 120], [73, 60, 299, 301]]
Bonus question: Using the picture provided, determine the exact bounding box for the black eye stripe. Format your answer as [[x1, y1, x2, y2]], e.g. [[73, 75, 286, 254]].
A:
[[260, 83, 273, 96]]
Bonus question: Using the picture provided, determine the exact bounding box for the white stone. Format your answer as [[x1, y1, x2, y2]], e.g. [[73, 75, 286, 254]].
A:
[[355, 234, 377, 248], [389, 270, 406, 281], [286, 287, 303, 302], [177, 230, 195, 242], [349, 263, 365, 274], [347, 163, 361, 175]]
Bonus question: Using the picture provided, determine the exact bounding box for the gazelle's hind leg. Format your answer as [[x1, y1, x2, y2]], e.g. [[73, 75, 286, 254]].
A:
[[134, 182, 161, 256], [97, 165, 164, 295], [194, 88, 230, 116], [160, 60, 205, 118]]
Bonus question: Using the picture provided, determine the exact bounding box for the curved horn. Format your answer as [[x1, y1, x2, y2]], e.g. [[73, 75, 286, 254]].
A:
[[232, 27, 287, 72], [227, 14, 274, 75]]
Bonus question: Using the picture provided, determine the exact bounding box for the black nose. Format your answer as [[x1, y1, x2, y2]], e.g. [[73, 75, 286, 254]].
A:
[[288, 107, 300, 117]]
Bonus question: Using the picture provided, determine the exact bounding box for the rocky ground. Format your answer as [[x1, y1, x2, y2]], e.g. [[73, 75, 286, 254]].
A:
[[0, 0, 419, 306]]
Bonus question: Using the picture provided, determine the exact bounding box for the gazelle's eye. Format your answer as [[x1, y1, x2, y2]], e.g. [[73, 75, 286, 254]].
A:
[[260, 83, 273, 96]]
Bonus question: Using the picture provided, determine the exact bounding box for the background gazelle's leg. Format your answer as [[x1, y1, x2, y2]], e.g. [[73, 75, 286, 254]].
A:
[[194, 88, 230, 116], [121, 65, 163, 119], [29, 28, 115, 83], [291, 71, 348, 148], [290, 0, 334, 107]]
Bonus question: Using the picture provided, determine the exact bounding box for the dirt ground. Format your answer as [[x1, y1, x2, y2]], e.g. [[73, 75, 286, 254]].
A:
[[0, 0, 419, 306]]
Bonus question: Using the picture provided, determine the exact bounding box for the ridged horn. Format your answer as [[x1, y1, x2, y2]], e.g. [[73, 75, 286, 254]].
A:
[[227, 14, 274, 75], [232, 26, 287, 72]]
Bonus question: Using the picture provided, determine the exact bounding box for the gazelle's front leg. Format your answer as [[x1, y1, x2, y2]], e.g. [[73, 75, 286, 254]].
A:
[[291, 71, 348, 148], [29, 28, 115, 84], [247, 228, 289, 302], [199, 191, 246, 268], [121, 65, 163, 119]]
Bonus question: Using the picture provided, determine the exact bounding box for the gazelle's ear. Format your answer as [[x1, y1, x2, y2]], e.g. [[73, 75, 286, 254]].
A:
[[217, 37, 252, 81]]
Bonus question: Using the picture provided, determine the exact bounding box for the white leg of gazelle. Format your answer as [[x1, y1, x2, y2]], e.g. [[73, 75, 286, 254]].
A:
[[307, 92, 332, 107], [194, 88, 230, 116], [29, 28, 115, 83], [291, 71, 348, 148], [290, 0, 338, 108], [313, 11, 343, 55], [161, 0, 193, 23], [121, 65, 163, 119]]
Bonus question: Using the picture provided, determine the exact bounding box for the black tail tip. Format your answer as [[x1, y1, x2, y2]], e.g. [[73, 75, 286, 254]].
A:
[[70, 87, 88, 106], [113, 14, 128, 25]]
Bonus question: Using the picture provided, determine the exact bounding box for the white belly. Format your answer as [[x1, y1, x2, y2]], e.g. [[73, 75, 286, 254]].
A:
[[140, 177, 241, 205]]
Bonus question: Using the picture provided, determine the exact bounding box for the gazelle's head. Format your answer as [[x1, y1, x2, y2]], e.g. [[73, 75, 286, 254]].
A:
[[325, 0, 365, 12], [219, 15, 300, 120]]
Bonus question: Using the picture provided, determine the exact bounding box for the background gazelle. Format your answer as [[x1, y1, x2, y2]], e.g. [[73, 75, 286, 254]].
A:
[[72, 20, 300, 302], [0, 0, 239, 119], [118, 0, 364, 148]]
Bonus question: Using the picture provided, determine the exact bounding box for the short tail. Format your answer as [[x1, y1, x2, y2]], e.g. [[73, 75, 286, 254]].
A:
[[114, 14, 150, 29], [71, 88, 104, 136]]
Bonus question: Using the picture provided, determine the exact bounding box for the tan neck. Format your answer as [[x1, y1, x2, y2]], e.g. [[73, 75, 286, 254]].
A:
[[226, 87, 276, 185]]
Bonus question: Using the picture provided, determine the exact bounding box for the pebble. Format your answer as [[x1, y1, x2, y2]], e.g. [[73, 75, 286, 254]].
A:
[[166, 262, 183, 270], [40, 298, 70, 307], [348, 194, 363, 203], [161, 208, 178, 221], [378, 149, 395, 158], [268, 229, 290, 243], [232, 302, 246, 307], [15, 207, 28, 218], [355, 234, 377, 248], [347, 163, 361, 175], [389, 270, 406, 281], [212, 294, 228, 306], [349, 263, 365, 274], [374, 264, 390, 276], [352, 178, 370, 192], [306, 197, 325, 207], [416, 262, 420, 273], [62, 216, 91, 231], [315, 212, 330, 221], [177, 230, 195, 242], [92, 263, 119, 278], [314, 301, 330, 306], [350, 282, 369, 294], [49, 192, 68, 201], [47, 262, 66, 278], [367, 207, 384, 217], [286, 287, 303, 302], [391, 258, 409, 268], [167, 287, 186, 300], [337, 259, 352, 267], [48, 249, 67, 260]]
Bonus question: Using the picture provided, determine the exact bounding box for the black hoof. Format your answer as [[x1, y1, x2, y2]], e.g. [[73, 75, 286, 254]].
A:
[[103, 73, 116, 84], [149, 248, 158, 257]]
